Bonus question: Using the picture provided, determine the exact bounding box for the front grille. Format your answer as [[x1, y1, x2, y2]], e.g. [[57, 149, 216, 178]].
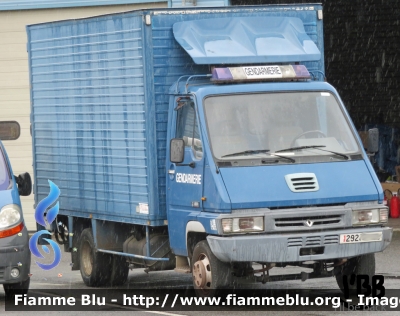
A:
[[305, 236, 321, 246], [287, 237, 303, 247], [269, 203, 346, 210], [275, 215, 342, 228], [324, 235, 340, 244], [287, 235, 339, 247], [0, 267, 4, 281]]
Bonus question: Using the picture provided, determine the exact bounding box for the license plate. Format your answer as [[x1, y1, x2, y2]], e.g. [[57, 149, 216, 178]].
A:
[[340, 234, 361, 243], [339, 232, 382, 244]]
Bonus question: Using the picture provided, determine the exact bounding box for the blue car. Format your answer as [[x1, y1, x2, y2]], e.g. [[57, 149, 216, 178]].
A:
[[0, 122, 32, 297]]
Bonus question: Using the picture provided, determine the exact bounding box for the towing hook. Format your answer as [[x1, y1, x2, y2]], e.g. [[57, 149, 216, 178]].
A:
[[261, 264, 269, 284]]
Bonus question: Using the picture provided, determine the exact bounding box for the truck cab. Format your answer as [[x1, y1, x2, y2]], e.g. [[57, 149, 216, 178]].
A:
[[0, 122, 32, 297], [166, 74, 391, 294]]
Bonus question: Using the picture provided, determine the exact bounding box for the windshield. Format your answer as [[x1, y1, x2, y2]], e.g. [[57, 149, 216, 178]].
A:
[[204, 91, 361, 165], [0, 146, 11, 190]]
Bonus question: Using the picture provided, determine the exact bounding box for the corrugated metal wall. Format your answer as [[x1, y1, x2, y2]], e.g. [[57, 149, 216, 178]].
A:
[[0, 3, 167, 230], [29, 14, 153, 224]]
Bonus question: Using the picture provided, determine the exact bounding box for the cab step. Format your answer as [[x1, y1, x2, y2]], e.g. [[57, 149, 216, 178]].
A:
[[174, 266, 191, 274], [174, 256, 191, 274]]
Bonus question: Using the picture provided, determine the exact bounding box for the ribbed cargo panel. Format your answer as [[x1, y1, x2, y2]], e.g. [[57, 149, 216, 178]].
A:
[[28, 14, 154, 223]]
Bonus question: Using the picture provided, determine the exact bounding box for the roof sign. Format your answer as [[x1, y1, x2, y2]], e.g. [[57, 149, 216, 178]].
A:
[[211, 65, 311, 82]]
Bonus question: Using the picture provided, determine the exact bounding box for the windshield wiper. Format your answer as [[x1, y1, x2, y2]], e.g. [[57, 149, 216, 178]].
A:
[[264, 153, 295, 163], [221, 149, 295, 163], [275, 145, 349, 160], [221, 149, 270, 158]]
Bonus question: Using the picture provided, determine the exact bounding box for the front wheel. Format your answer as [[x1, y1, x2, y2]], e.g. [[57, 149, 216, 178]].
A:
[[3, 278, 30, 299], [334, 254, 375, 291], [191, 240, 233, 297]]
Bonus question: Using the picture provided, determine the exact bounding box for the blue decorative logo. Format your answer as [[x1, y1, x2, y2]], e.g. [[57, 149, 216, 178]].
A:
[[29, 180, 62, 270]]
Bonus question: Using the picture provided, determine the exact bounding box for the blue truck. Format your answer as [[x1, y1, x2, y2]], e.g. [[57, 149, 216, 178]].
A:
[[0, 122, 32, 297], [26, 4, 392, 295]]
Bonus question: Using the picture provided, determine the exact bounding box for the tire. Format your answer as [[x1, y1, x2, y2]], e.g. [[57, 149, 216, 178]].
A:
[[334, 254, 375, 291], [3, 278, 30, 299], [109, 255, 129, 286], [191, 240, 233, 297], [79, 228, 112, 287]]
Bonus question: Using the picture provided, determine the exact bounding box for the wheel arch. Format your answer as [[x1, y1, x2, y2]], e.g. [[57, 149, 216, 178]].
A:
[[70, 217, 91, 270], [186, 221, 207, 258]]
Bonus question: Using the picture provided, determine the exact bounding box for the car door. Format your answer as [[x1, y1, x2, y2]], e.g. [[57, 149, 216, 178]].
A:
[[167, 97, 204, 255]]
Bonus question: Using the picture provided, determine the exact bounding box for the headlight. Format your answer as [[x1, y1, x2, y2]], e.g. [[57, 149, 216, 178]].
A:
[[222, 217, 264, 234], [352, 208, 387, 226], [0, 204, 22, 229]]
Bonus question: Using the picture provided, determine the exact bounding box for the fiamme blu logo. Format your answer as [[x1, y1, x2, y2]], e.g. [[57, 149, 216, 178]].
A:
[[28, 180, 62, 270]]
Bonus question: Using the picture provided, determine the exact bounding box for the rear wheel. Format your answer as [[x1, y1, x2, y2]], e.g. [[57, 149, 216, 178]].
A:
[[3, 277, 30, 299], [79, 228, 111, 286], [334, 254, 375, 291], [191, 240, 233, 297]]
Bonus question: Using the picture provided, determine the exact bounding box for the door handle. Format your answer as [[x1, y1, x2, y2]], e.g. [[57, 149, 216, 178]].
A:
[[168, 170, 175, 175], [176, 161, 196, 168]]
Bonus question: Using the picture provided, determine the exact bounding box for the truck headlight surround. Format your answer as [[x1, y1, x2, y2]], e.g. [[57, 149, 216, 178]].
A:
[[0, 204, 22, 230], [352, 208, 387, 226], [222, 216, 264, 234]]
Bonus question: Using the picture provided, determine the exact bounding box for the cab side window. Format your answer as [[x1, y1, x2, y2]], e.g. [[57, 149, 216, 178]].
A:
[[176, 100, 203, 159]]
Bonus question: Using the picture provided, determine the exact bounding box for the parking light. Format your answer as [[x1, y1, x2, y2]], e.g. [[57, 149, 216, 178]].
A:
[[10, 268, 20, 278], [222, 217, 264, 233], [0, 204, 23, 238], [352, 208, 388, 226]]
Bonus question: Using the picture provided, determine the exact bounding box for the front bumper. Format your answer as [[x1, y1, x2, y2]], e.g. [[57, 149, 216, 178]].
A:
[[207, 226, 392, 263], [0, 225, 31, 284]]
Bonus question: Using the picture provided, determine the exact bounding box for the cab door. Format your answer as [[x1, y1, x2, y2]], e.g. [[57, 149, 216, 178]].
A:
[[167, 98, 204, 256]]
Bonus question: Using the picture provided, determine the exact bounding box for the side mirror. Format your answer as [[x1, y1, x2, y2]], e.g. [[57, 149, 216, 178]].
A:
[[170, 138, 185, 163], [367, 128, 379, 153], [15, 172, 32, 196]]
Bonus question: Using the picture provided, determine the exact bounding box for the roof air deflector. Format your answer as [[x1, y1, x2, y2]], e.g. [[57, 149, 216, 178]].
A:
[[173, 16, 321, 65]]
